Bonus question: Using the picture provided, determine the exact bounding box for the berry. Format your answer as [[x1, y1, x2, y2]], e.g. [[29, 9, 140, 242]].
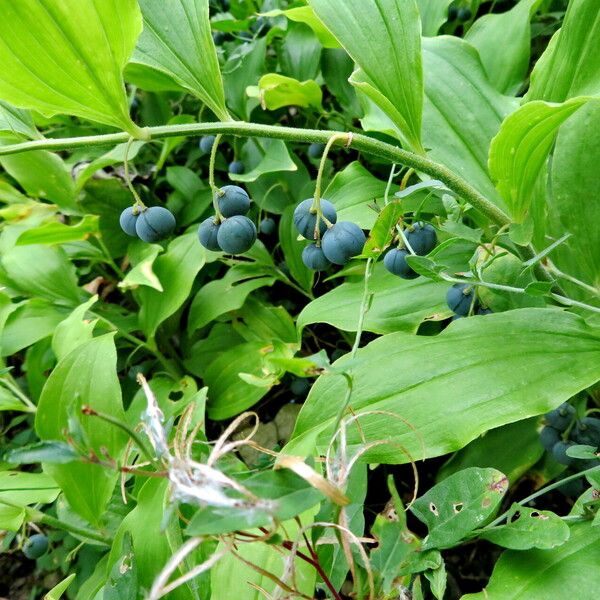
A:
[[552, 440, 575, 466], [135, 207, 176, 243], [302, 243, 331, 271], [540, 426, 562, 452], [23, 534, 48, 559], [198, 217, 221, 251], [199, 135, 216, 154], [558, 476, 586, 498], [290, 377, 310, 397], [228, 160, 245, 175], [405, 223, 437, 255], [259, 217, 276, 235], [448, 6, 458, 20], [458, 7, 472, 21], [217, 185, 251, 217], [545, 402, 575, 432], [383, 248, 418, 279], [446, 283, 475, 316], [216, 215, 257, 254], [322, 222, 366, 265], [119, 206, 138, 237], [477, 307, 493, 315], [308, 143, 325, 159], [572, 418, 600, 446], [293, 198, 337, 239]]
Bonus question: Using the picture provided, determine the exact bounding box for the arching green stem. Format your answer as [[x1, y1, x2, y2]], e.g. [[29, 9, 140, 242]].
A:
[[208, 133, 224, 221], [123, 136, 146, 210]]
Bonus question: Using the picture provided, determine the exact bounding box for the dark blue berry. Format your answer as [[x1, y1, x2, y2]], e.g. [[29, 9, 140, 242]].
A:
[[290, 377, 311, 397], [446, 283, 475, 316], [302, 243, 331, 271], [119, 206, 139, 237], [405, 223, 437, 255], [135, 207, 176, 243], [259, 217, 276, 235], [448, 6, 458, 20], [199, 135, 216, 154], [308, 143, 325, 159], [198, 217, 221, 251], [545, 403, 575, 432], [552, 440, 576, 466], [228, 160, 245, 175], [23, 534, 48, 559], [293, 198, 337, 239], [458, 7, 472, 21], [572, 418, 600, 446], [540, 426, 562, 452], [216, 215, 256, 254], [217, 185, 250, 217], [322, 222, 366, 265], [383, 248, 418, 279], [477, 307, 493, 315]]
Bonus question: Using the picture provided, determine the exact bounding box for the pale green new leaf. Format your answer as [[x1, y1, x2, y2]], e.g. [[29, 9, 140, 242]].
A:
[[466, 0, 542, 95], [309, 0, 424, 152], [0, 0, 142, 136], [285, 310, 600, 463], [489, 97, 589, 221], [263, 6, 340, 48], [132, 0, 229, 120], [247, 73, 323, 111], [526, 0, 600, 101], [464, 523, 600, 599], [35, 335, 126, 525], [230, 139, 298, 183]]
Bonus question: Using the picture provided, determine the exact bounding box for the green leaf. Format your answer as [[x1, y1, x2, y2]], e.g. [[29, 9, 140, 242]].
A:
[[411, 467, 508, 549], [118, 243, 163, 292], [480, 504, 570, 550], [229, 139, 298, 183], [548, 101, 600, 300], [0, 101, 39, 139], [247, 73, 323, 111], [278, 205, 314, 292], [0, 0, 143, 136], [309, 0, 424, 151], [489, 97, 589, 222], [362, 202, 404, 258], [281, 22, 322, 82], [416, 0, 453, 36], [104, 533, 138, 600], [463, 522, 600, 599], [5, 441, 80, 465], [132, 0, 229, 120], [285, 310, 600, 464], [52, 295, 99, 361], [137, 233, 205, 338], [298, 264, 450, 335], [44, 574, 76, 600], [16, 216, 99, 246], [422, 37, 517, 211], [526, 0, 600, 102], [465, 0, 542, 95], [35, 334, 127, 525], [263, 6, 340, 48]]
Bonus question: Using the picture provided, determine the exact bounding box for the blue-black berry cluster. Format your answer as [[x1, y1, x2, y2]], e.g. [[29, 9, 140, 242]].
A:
[[446, 283, 492, 319], [383, 222, 437, 279], [119, 205, 176, 243], [293, 198, 366, 271], [198, 185, 256, 255]]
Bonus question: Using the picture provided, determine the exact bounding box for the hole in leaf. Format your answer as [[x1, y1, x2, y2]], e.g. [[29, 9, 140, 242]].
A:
[[169, 390, 184, 401], [453, 502, 463, 513], [429, 502, 439, 516]]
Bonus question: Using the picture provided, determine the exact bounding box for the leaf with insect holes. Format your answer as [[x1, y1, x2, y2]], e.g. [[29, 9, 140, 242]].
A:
[[411, 467, 508, 549], [480, 504, 570, 550]]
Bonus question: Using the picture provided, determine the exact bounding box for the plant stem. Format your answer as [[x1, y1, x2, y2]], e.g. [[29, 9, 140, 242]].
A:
[[208, 134, 224, 221], [123, 137, 145, 209], [547, 265, 600, 297]]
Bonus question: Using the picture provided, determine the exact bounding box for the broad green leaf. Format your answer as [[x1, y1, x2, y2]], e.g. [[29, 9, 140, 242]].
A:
[[188, 266, 275, 332], [118, 243, 163, 292], [230, 139, 298, 183], [104, 533, 138, 600], [438, 419, 544, 485], [278, 205, 314, 292], [247, 73, 323, 111], [548, 101, 600, 300], [489, 97, 589, 222], [0, 144, 77, 211], [416, 0, 453, 36], [137, 233, 205, 338], [464, 522, 600, 599], [466, 0, 542, 95], [422, 37, 517, 211], [35, 335, 126, 525], [16, 216, 99, 246], [1, 245, 82, 306], [0, 0, 143, 136], [52, 295, 99, 361], [310, 0, 424, 151], [298, 264, 450, 334], [285, 310, 600, 463], [1, 299, 69, 357], [132, 0, 229, 120], [526, 0, 600, 101], [0, 101, 39, 139], [411, 468, 508, 549], [322, 48, 361, 116], [263, 6, 340, 48], [480, 504, 570, 550], [281, 23, 322, 82], [236, 297, 299, 345], [324, 161, 388, 229], [45, 574, 76, 600], [5, 441, 80, 465]]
